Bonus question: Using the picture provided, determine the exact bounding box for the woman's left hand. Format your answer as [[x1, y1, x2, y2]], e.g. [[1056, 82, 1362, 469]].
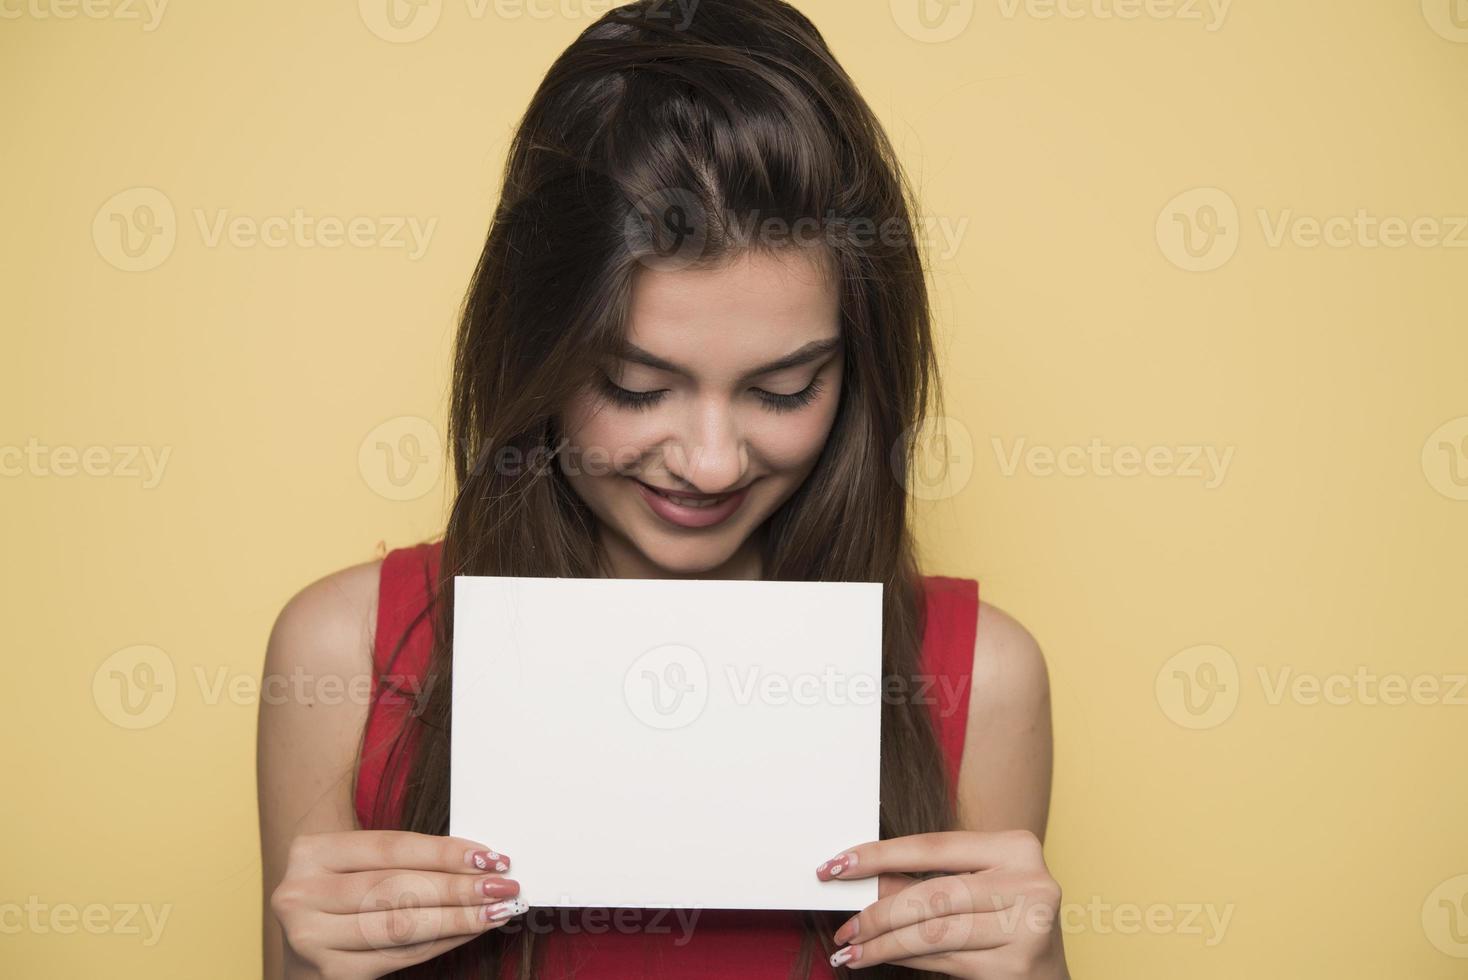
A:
[[815, 830, 1069, 978]]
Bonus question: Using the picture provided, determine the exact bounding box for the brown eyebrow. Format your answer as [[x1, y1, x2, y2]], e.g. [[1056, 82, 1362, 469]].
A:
[[612, 335, 844, 381]]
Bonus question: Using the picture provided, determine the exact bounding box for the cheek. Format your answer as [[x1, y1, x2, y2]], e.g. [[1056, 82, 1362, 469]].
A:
[[559, 395, 661, 478], [750, 392, 841, 472]]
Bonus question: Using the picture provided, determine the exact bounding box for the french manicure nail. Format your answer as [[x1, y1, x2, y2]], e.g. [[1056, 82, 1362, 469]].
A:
[[483, 898, 529, 922]]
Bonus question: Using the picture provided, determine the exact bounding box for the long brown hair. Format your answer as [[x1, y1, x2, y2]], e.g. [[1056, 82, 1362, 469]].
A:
[[374, 1, 955, 976]]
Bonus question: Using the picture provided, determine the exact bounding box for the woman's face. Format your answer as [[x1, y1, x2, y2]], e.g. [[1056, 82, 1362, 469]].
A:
[[558, 248, 844, 579]]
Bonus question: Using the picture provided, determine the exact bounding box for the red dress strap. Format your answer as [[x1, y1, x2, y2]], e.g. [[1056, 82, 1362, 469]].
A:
[[918, 575, 980, 802], [355, 540, 442, 830]]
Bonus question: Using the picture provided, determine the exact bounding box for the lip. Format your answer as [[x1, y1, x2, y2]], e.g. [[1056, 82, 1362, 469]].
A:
[[632, 477, 753, 529]]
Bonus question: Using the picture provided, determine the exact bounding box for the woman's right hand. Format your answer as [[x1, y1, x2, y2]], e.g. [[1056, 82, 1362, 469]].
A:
[[269, 830, 526, 980]]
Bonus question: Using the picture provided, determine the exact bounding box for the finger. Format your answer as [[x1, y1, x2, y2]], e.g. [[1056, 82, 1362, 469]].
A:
[[343, 930, 486, 974], [303, 869, 520, 914], [884, 952, 968, 975], [875, 873, 921, 900], [836, 870, 1037, 946], [816, 829, 1043, 880], [829, 910, 1011, 969], [296, 831, 509, 875], [331, 899, 530, 952]]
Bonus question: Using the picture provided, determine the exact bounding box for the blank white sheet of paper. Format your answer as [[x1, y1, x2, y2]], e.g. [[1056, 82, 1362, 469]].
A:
[[449, 575, 882, 911]]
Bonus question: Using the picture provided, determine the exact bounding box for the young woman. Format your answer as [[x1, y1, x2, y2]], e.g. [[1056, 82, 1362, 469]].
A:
[[257, 1, 1067, 977]]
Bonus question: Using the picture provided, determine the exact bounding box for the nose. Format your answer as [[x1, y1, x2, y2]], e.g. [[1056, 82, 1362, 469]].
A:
[[663, 395, 749, 494]]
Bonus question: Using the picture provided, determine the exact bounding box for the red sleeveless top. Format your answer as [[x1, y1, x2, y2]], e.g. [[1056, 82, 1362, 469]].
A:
[[355, 540, 979, 978]]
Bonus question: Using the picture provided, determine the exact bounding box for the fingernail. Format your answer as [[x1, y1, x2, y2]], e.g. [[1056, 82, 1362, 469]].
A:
[[467, 850, 509, 871], [830, 944, 859, 967], [480, 877, 519, 899], [821, 851, 857, 878], [833, 914, 858, 945], [483, 898, 529, 922]]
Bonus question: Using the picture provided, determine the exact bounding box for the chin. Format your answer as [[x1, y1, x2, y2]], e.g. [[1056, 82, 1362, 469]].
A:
[[632, 532, 745, 576]]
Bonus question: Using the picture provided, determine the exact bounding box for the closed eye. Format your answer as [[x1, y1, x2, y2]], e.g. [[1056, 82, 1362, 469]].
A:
[[596, 372, 827, 414], [752, 377, 825, 413], [596, 372, 666, 411]]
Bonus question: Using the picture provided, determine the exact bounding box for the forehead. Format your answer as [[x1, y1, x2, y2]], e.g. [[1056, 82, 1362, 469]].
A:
[[624, 249, 840, 364]]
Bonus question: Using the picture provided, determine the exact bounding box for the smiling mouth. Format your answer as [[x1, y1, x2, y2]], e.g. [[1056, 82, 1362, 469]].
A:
[[634, 479, 748, 508]]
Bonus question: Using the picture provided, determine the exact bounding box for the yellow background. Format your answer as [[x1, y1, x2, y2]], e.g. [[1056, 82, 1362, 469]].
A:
[[4, 0, 1466, 975]]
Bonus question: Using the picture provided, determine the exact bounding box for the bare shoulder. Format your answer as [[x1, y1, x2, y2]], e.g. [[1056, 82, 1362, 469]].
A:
[[969, 600, 1051, 719], [955, 599, 1054, 839], [257, 556, 383, 796], [256, 555, 383, 803], [264, 558, 383, 680]]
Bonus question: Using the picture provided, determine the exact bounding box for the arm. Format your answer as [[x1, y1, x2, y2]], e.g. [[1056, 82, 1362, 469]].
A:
[[256, 560, 381, 977], [811, 599, 1067, 977], [953, 601, 1054, 841]]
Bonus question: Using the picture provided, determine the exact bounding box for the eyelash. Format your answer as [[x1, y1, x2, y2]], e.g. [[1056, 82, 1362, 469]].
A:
[[596, 373, 827, 414]]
